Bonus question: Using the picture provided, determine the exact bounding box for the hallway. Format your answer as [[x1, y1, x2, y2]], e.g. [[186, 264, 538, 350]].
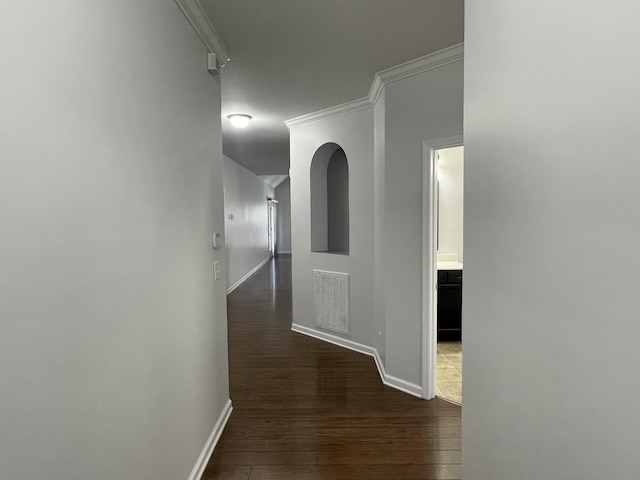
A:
[[204, 256, 461, 479]]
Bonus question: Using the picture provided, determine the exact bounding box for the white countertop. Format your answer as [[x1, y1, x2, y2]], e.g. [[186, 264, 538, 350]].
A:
[[437, 261, 463, 270]]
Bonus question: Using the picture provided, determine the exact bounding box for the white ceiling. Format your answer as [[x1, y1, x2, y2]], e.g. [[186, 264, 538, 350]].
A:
[[258, 174, 288, 189], [200, 0, 464, 175]]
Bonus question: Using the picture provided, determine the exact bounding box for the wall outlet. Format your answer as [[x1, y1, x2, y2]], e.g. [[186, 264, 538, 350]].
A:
[[213, 261, 221, 282]]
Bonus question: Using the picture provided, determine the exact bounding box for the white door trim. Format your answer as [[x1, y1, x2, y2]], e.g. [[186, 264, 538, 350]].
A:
[[421, 135, 463, 399]]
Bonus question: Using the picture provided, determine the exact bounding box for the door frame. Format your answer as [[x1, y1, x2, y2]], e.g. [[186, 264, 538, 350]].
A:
[[421, 135, 463, 399]]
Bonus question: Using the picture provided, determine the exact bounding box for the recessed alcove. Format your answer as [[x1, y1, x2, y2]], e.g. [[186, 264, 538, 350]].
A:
[[310, 143, 349, 254]]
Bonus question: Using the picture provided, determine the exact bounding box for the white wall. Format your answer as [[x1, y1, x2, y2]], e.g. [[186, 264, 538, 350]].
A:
[[374, 89, 387, 361], [326, 149, 350, 253], [223, 156, 274, 292], [463, 2, 640, 479], [384, 61, 464, 386], [287, 52, 463, 395], [437, 146, 464, 262], [0, 2, 229, 479], [309, 146, 331, 252], [276, 178, 292, 254], [290, 107, 376, 350]]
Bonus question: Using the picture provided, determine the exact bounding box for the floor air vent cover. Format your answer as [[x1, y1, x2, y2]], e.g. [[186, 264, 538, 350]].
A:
[[313, 269, 350, 335]]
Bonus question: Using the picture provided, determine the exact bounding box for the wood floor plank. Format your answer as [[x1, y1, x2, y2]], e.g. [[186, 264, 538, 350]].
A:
[[216, 437, 462, 454], [210, 451, 317, 466], [201, 464, 251, 480], [204, 256, 461, 479], [246, 464, 461, 480]]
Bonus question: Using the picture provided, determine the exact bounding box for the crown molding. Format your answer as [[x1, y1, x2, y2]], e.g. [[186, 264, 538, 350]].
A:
[[285, 43, 464, 129], [377, 43, 463, 85], [285, 97, 373, 129], [175, 0, 230, 65], [368, 75, 385, 105], [368, 43, 464, 104]]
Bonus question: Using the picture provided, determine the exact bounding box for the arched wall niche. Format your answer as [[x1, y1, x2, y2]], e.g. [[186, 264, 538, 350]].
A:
[[310, 142, 349, 254]]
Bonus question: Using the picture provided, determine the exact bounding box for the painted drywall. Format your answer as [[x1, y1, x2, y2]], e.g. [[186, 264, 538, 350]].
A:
[[309, 145, 332, 252], [437, 146, 464, 262], [223, 155, 274, 291], [275, 178, 292, 254], [326, 149, 350, 253], [288, 54, 463, 393], [0, 2, 229, 479], [383, 61, 464, 386], [373, 88, 387, 362], [463, 2, 640, 479], [290, 107, 376, 350]]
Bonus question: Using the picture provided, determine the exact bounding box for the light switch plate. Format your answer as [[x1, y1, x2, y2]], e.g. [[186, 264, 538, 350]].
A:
[[213, 261, 221, 282]]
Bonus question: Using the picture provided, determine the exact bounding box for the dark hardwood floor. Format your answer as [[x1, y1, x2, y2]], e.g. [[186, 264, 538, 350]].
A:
[[203, 255, 461, 480]]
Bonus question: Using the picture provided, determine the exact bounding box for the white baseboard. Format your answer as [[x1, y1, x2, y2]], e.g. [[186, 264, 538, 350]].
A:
[[376, 361, 423, 398], [291, 323, 377, 357], [227, 257, 271, 295], [187, 399, 233, 480], [290, 323, 423, 398], [277, 251, 292, 255]]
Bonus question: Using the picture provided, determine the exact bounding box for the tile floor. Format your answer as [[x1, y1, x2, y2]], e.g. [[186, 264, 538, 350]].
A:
[[436, 341, 462, 405]]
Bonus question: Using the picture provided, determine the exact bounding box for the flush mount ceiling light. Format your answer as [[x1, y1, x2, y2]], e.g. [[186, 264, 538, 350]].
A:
[[228, 114, 252, 129]]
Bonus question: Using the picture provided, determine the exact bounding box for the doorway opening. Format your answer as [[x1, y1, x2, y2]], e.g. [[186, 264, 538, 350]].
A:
[[268, 198, 278, 258], [422, 137, 463, 404]]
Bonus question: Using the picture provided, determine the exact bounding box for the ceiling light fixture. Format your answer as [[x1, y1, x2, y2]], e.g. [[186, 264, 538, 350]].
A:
[[228, 114, 252, 129]]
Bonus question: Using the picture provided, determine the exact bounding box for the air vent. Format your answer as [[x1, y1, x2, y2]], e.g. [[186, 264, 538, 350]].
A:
[[313, 270, 350, 335]]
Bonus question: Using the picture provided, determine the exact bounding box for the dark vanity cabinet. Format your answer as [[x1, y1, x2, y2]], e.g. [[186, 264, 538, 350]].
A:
[[437, 270, 462, 341]]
